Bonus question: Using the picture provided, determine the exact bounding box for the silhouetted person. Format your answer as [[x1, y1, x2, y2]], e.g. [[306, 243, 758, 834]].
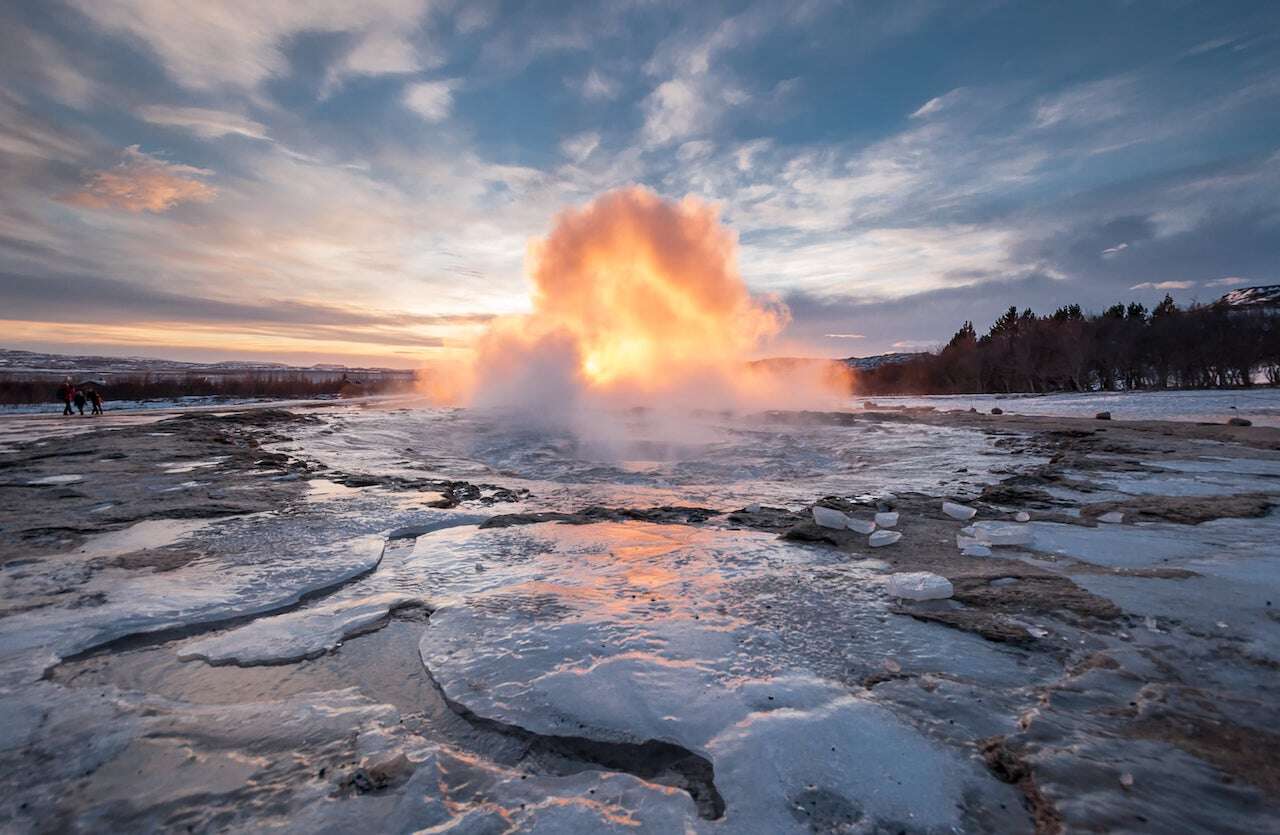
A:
[[73, 390, 86, 415], [89, 389, 104, 415], [58, 378, 75, 416]]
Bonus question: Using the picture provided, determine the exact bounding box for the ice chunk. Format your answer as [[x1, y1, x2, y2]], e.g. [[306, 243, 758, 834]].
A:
[[886, 572, 953, 600], [961, 544, 992, 557], [744, 503, 761, 513], [1014, 511, 1031, 523], [812, 506, 849, 529], [874, 511, 899, 528], [1098, 511, 1124, 524], [967, 521, 1033, 546], [847, 517, 877, 534], [942, 501, 977, 521], [869, 530, 901, 547]]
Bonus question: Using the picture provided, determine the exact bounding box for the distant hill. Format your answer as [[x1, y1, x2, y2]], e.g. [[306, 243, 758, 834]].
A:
[[1218, 284, 1280, 310], [751, 352, 926, 375], [0, 348, 415, 383]]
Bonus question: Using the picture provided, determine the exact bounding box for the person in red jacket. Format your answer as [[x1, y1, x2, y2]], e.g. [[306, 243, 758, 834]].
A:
[[58, 378, 75, 416]]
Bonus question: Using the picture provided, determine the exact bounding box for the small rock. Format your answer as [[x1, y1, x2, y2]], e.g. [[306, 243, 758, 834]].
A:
[[942, 501, 977, 521], [989, 577, 1019, 587], [1097, 511, 1124, 524], [744, 503, 761, 513], [990, 407, 1003, 415], [874, 511, 899, 528], [968, 407, 978, 413], [1095, 411, 1111, 420], [869, 530, 901, 547], [813, 505, 850, 529], [1014, 511, 1030, 523], [886, 572, 953, 600], [882, 658, 902, 673], [1120, 772, 1134, 789], [475, 562, 485, 572], [1227, 417, 1252, 427], [961, 544, 992, 557], [847, 517, 876, 534]]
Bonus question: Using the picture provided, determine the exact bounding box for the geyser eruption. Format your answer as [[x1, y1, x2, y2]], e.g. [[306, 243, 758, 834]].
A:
[[430, 186, 845, 415]]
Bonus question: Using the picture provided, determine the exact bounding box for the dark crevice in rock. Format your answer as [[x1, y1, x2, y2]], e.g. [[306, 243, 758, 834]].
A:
[[419, 661, 726, 819], [481, 505, 717, 529], [980, 735, 1063, 835]]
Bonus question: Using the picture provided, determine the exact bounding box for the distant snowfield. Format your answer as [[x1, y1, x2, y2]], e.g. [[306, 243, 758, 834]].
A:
[[864, 387, 1280, 426]]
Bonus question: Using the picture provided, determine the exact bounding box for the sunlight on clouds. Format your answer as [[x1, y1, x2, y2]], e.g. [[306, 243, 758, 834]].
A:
[[60, 146, 216, 213]]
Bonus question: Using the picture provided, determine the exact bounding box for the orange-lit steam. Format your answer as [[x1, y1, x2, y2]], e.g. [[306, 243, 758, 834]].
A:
[[427, 186, 846, 411]]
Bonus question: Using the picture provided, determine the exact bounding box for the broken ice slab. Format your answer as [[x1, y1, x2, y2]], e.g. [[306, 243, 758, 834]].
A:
[[869, 530, 902, 547], [961, 544, 993, 557], [812, 505, 850, 529], [942, 501, 977, 521], [886, 572, 953, 600], [874, 511, 899, 528], [962, 521, 1033, 547], [847, 517, 877, 534], [1097, 511, 1124, 524]]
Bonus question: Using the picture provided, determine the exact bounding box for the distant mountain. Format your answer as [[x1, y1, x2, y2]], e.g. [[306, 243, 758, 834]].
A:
[[839, 352, 927, 370], [0, 348, 415, 381], [1218, 285, 1280, 309], [751, 352, 926, 375]]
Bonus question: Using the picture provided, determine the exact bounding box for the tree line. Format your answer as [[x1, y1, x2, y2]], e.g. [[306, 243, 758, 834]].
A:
[[854, 294, 1280, 395]]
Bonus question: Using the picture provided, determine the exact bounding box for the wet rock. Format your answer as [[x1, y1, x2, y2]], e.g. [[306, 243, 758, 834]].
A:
[[1014, 511, 1031, 523], [1228, 417, 1252, 427], [1095, 411, 1112, 420], [990, 407, 1003, 415]]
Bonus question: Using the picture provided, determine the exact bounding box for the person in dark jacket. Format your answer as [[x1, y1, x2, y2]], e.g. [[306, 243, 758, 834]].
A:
[[73, 389, 87, 415], [58, 378, 75, 416], [89, 389, 104, 415]]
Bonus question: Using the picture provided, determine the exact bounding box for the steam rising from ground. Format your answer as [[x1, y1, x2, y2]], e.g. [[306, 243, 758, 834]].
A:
[[426, 187, 849, 424]]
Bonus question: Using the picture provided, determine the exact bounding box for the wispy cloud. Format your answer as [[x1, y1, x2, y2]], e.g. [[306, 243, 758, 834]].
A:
[[560, 131, 600, 163], [60, 146, 216, 213], [1204, 276, 1250, 287], [1101, 242, 1129, 257], [137, 105, 270, 140], [824, 333, 864, 339], [1129, 280, 1195, 290]]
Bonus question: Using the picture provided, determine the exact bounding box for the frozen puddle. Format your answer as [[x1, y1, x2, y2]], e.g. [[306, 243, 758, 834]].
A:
[[72, 518, 215, 559], [415, 521, 1026, 831], [180, 591, 424, 665], [0, 535, 385, 686], [160, 457, 226, 474]]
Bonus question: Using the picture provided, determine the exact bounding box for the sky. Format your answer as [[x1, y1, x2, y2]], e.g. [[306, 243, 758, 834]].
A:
[[1, 0, 1278, 368]]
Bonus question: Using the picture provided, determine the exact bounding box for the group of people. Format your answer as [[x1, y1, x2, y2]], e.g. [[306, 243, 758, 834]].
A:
[[58, 378, 104, 416]]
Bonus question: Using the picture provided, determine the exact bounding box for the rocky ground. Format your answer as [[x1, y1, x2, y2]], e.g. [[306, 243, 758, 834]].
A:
[[0, 403, 1277, 833]]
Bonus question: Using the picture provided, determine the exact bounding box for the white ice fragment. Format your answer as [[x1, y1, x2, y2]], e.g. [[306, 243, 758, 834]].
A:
[[1014, 511, 1031, 523], [812, 506, 850, 529], [874, 511, 899, 528], [1144, 616, 1160, 632], [961, 544, 992, 557], [869, 530, 901, 547], [27, 474, 83, 486], [886, 572, 953, 600], [1097, 511, 1124, 524], [744, 503, 761, 513], [942, 501, 977, 521], [965, 521, 1033, 547], [847, 517, 877, 534]]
